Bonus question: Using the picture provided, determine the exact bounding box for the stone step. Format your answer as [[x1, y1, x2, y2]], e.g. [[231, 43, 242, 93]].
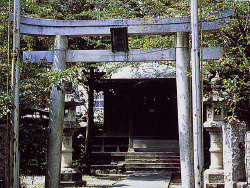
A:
[[134, 148, 179, 152], [125, 152, 179, 159], [124, 159, 180, 164], [124, 163, 180, 168], [125, 152, 177, 156], [90, 152, 181, 174], [124, 166, 180, 172], [91, 164, 123, 170], [126, 155, 180, 160]]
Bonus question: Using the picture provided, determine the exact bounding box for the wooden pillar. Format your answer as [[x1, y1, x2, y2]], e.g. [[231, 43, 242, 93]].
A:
[[85, 67, 95, 154], [128, 102, 134, 152], [176, 32, 194, 188], [45, 35, 68, 188]]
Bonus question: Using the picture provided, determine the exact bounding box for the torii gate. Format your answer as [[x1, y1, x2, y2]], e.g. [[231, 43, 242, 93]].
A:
[[12, 9, 232, 188]]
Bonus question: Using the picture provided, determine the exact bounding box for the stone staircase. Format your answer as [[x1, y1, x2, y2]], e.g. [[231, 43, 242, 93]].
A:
[[123, 152, 180, 172], [91, 152, 180, 174]]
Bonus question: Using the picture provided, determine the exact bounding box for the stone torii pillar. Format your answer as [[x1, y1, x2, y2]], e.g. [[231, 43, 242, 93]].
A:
[[45, 35, 68, 188], [175, 32, 194, 188]]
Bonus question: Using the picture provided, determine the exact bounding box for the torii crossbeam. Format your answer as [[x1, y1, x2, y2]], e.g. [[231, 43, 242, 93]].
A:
[[11, 10, 232, 36]]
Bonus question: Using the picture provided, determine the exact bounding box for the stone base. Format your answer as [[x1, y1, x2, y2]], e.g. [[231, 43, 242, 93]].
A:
[[235, 182, 247, 188], [204, 169, 224, 188], [60, 171, 86, 187], [206, 184, 224, 188], [128, 148, 135, 152], [60, 180, 87, 187]]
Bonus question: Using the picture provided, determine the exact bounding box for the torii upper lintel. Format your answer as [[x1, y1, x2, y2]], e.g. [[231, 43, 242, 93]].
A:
[[11, 10, 233, 36]]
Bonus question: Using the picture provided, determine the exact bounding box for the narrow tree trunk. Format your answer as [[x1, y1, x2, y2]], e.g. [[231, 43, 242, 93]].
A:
[[45, 35, 68, 188], [176, 32, 195, 188]]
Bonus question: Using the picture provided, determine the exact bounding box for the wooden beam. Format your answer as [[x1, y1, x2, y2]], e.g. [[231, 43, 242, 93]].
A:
[[23, 47, 223, 63], [11, 10, 233, 36]]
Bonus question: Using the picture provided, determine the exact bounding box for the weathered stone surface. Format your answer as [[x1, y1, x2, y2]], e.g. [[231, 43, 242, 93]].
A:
[[223, 120, 246, 187], [209, 174, 224, 183], [204, 169, 224, 188], [245, 132, 250, 187]]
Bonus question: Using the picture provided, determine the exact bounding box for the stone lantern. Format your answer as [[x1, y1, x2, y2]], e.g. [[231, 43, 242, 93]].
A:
[[204, 72, 227, 188], [60, 93, 86, 187]]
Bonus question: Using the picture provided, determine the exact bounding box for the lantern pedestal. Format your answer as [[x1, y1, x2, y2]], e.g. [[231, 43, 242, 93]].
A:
[[204, 120, 225, 188], [60, 123, 86, 187], [60, 95, 86, 187]]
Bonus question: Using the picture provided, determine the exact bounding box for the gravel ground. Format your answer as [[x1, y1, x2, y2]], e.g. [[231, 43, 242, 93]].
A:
[[20, 174, 127, 188], [20, 174, 181, 188], [20, 176, 45, 188]]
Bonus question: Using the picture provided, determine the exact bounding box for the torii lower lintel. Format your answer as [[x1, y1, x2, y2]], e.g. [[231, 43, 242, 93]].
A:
[[23, 47, 223, 63]]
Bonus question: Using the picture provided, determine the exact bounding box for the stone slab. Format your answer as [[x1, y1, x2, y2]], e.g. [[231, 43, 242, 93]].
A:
[[114, 172, 171, 188]]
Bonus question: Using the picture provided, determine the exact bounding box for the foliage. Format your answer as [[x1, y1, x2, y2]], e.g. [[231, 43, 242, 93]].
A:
[[0, 0, 12, 121], [202, 2, 250, 121], [19, 118, 48, 175]]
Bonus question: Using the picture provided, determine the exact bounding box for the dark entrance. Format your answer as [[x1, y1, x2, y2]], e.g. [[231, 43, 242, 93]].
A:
[[132, 79, 178, 138], [93, 78, 178, 152]]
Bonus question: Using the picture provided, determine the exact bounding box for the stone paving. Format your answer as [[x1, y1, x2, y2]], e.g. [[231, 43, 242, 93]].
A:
[[114, 172, 171, 188]]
